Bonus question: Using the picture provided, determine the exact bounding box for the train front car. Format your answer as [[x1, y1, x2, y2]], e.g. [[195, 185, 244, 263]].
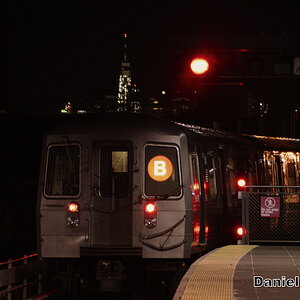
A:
[[37, 114, 194, 292]]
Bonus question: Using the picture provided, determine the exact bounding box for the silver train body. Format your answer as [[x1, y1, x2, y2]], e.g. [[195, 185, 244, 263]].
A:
[[37, 113, 254, 262]]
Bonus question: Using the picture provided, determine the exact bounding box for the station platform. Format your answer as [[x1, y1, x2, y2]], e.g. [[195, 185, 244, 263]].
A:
[[173, 245, 300, 300]]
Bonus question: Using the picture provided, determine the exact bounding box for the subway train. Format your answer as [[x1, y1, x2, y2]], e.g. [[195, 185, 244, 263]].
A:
[[36, 113, 300, 294]]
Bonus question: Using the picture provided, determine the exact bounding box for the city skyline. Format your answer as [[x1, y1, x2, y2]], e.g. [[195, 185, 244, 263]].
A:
[[1, 2, 300, 136]]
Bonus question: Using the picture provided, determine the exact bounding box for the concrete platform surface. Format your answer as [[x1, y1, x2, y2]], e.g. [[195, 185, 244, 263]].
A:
[[173, 245, 300, 300]]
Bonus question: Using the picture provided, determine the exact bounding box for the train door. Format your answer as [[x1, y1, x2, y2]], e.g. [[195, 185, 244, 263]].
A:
[[92, 141, 133, 246], [195, 149, 208, 245], [217, 147, 228, 214], [191, 153, 201, 245]]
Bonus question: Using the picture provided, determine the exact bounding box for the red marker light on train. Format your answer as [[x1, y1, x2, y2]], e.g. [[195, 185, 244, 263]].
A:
[[67, 202, 79, 213], [144, 202, 156, 214], [67, 202, 80, 228], [144, 201, 157, 229]]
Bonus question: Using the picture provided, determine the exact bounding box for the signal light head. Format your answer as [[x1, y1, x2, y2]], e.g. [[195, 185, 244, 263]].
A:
[[236, 226, 246, 237], [237, 178, 246, 188], [190, 58, 209, 75]]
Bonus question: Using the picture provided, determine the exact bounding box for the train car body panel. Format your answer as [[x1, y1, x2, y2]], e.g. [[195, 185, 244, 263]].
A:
[[38, 114, 196, 259], [35, 113, 300, 295]]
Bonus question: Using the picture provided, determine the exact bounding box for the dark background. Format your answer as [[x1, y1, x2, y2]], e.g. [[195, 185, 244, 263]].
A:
[[1, 1, 300, 258], [2, 1, 300, 117]]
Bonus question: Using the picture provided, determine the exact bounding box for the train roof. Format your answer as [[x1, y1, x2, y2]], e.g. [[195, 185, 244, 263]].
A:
[[43, 113, 300, 151], [44, 113, 253, 144], [174, 121, 253, 144], [245, 134, 300, 151]]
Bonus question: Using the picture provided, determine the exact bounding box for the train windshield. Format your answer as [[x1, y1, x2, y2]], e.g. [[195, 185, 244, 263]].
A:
[[44, 144, 80, 197], [145, 145, 181, 199]]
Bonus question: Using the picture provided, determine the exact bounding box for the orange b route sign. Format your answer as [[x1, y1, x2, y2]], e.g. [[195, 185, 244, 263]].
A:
[[147, 155, 173, 181]]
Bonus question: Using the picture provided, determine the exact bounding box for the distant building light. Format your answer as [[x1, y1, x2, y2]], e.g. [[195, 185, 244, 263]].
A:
[[77, 110, 87, 114], [61, 101, 73, 114]]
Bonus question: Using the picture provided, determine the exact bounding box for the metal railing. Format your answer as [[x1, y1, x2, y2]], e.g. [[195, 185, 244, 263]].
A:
[[0, 253, 53, 300], [241, 186, 300, 244]]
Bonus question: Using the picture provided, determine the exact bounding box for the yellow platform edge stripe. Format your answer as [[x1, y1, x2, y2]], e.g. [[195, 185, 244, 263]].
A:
[[173, 245, 258, 300]]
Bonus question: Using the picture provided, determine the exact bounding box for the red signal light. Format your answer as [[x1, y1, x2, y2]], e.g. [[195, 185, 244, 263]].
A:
[[236, 226, 246, 237], [190, 58, 209, 75], [237, 178, 246, 188], [144, 202, 156, 214], [67, 202, 79, 213]]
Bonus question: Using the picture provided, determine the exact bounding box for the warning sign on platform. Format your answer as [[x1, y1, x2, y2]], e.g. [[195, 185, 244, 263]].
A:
[[260, 196, 280, 217]]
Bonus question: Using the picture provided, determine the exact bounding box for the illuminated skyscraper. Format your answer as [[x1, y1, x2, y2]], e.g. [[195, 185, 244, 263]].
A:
[[117, 34, 141, 113], [118, 33, 131, 112]]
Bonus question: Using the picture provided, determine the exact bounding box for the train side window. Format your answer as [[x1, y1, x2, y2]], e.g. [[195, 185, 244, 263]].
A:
[[207, 152, 218, 198], [227, 157, 237, 195], [100, 147, 129, 197], [263, 151, 278, 186], [281, 152, 298, 187], [191, 153, 201, 199], [145, 145, 181, 198], [45, 144, 80, 197]]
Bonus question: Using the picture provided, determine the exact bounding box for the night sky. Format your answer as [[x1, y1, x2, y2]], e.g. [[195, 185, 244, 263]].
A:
[[1, 1, 300, 113]]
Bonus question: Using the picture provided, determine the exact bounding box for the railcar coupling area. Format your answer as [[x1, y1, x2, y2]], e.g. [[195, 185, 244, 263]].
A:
[[173, 245, 300, 300]]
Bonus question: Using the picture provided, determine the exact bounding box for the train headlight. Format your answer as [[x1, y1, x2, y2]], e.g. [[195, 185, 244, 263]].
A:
[[144, 201, 157, 229], [67, 201, 80, 228]]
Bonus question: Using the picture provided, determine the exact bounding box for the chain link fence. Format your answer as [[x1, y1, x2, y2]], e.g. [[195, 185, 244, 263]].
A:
[[241, 186, 300, 244]]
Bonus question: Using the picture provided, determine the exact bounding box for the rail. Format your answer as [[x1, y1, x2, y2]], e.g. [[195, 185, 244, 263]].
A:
[[0, 253, 58, 300]]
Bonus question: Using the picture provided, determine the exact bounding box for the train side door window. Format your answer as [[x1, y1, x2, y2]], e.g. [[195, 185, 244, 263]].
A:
[[280, 152, 299, 194], [99, 147, 129, 197], [227, 157, 237, 207], [207, 151, 218, 198], [191, 154, 201, 198], [145, 145, 181, 198], [45, 144, 80, 197]]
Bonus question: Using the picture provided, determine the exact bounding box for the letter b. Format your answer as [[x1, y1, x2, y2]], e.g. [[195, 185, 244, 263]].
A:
[[154, 161, 167, 176]]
